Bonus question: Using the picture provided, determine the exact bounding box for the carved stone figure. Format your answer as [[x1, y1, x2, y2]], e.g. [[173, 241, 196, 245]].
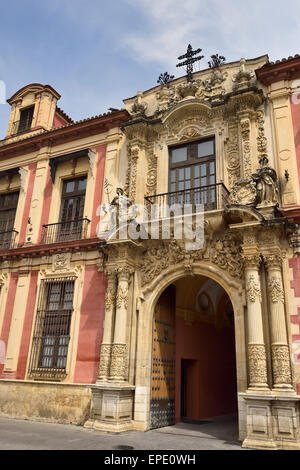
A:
[[252, 156, 279, 206]]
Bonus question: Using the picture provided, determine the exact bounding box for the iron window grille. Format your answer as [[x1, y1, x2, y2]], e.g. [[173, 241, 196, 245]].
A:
[[28, 277, 76, 380]]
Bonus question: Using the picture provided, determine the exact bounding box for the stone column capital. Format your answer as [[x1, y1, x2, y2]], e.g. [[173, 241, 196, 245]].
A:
[[242, 252, 261, 270], [262, 253, 283, 271]]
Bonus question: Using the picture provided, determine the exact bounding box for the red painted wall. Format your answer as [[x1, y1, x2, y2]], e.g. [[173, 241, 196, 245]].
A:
[[73, 265, 107, 383], [90, 145, 107, 238], [289, 257, 300, 375], [0, 273, 19, 377], [175, 316, 237, 422], [18, 163, 37, 246], [16, 271, 39, 379], [52, 113, 68, 129]]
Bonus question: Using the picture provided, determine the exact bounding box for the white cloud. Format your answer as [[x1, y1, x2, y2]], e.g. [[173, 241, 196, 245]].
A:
[[122, 0, 300, 71]]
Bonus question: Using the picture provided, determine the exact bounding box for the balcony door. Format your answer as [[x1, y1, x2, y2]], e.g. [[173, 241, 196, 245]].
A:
[[58, 176, 87, 241], [0, 191, 19, 248], [169, 138, 216, 209]]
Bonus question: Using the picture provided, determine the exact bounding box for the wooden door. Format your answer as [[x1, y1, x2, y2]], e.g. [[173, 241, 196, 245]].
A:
[[150, 285, 176, 429]]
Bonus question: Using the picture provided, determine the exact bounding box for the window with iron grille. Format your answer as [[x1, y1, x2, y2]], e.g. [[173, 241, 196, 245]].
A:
[[28, 278, 76, 380]]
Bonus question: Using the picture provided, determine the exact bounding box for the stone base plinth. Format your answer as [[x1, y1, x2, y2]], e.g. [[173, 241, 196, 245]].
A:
[[84, 383, 135, 433], [241, 392, 300, 450]]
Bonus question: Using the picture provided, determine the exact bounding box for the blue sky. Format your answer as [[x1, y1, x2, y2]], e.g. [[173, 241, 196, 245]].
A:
[[0, 0, 300, 138]]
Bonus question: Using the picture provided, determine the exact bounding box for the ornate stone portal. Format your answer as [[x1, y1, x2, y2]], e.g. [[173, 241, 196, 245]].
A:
[[86, 57, 300, 449]]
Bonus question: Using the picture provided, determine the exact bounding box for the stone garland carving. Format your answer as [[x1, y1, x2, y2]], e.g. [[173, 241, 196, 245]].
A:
[[110, 344, 128, 380], [116, 286, 129, 310], [271, 344, 292, 386], [124, 145, 139, 202], [146, 150, 158, 198], [248, 344, 268, 385], [225, 122, 240, 191], [268, 278, 284, 304], [240, 119, 252, 178], [256, 110, 268, 160], [140, 233, 243, 286], [99, 344, 112, 379], [246, 274, 262, 303]]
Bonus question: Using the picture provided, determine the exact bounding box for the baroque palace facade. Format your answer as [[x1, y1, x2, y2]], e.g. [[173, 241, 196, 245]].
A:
[[0, 53, 300, 450]]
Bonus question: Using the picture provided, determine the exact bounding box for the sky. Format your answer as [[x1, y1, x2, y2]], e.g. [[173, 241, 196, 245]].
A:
[[0, 0, 300, 138]]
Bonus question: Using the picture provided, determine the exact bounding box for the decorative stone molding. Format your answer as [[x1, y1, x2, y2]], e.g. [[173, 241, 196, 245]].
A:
[[225, 121, 240, 190], [52, 253, 71, 272], [242, 253, 261, 270], [110, 344, 128, 380], [130, 91, 147, 116], [140, 233, 242, 286], [232, 178, 257, 205], [125, 144, 139, 201], [232, 59, 256, 91], [240, 119, 252, 178], [268, 278, 284, 304], [145, 149, 158, 197], [271, 344, 292, 386], [88, 149, 96, 177], [248, 344, 268, 386], [99, 344, 112, 379], [116, 286, 129, 310], [246, 274, 262, 303], [263, 253, 283, 270], [256, 110, 268, 161]]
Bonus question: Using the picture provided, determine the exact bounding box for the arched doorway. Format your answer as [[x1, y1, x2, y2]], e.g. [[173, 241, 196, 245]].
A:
[[150, 275, 238, 429]]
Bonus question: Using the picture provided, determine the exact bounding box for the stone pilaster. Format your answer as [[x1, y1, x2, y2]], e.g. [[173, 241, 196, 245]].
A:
[[98, 270, 117, 382], [109, 266, 131, 382], [263, 254, 293, 391]]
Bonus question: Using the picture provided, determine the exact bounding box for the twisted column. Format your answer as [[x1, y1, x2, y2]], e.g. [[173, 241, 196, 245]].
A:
[[98, 270, 117, 382], [109, 267, 131, 381], [264, 254, 293, 390], [243, 252, 269, 390]]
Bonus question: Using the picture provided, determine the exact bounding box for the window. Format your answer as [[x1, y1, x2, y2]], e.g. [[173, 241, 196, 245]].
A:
[[169, 138, 216, 208], [0, 191, 19, 249], [17, 106, 34, 134], [28, 278, 75, 379], [58, 176, 87, 241]]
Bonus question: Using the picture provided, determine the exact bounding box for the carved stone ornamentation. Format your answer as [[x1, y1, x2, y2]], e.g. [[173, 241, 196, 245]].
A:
[[146, 150, 158, 197], [140, 233, 242, 286], [256, 110, 268, 159], [240, 119, 252, 178], [232, 58, 256, 91], [252, 156, 279, 207], [116, 286, 129, 310], [110, 344, 127, 380], [246, 274, 262, 303], [225, 122, 240, 190], [131, 91, 147, 116], [271, 344, 292, 386], [268, 278, 284, 304], [232, 178, 257, 205], [99, 344, 112, 379], [52, 253, 71, 271], [248, 344, 268, 385]]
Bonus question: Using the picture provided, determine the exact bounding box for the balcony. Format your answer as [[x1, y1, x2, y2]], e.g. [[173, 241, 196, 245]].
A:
[[0, 229, 18, 250], [144, 183, 230, 219], [41, 218, 90, 245], [11, 120, 32, 136]]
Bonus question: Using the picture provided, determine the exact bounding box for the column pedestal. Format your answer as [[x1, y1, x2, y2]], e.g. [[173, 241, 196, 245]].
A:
[[84, 383, 135, 433]]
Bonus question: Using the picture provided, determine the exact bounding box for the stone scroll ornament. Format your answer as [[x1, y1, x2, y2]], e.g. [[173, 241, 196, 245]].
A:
[[232, 156, 279, 207]]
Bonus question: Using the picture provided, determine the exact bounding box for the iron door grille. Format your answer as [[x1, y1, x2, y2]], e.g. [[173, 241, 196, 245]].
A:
[[28, 277, 76, 380]]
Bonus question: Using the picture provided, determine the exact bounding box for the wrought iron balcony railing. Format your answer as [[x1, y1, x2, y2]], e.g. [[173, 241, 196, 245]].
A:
[[41, 218, 90, 244], [0, 229, 18, 250], [144, 183, 230, 219], [11, 120, 32, 136]]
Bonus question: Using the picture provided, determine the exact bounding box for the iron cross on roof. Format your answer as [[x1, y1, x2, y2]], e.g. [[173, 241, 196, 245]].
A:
[[176, 44, 204, 82]]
